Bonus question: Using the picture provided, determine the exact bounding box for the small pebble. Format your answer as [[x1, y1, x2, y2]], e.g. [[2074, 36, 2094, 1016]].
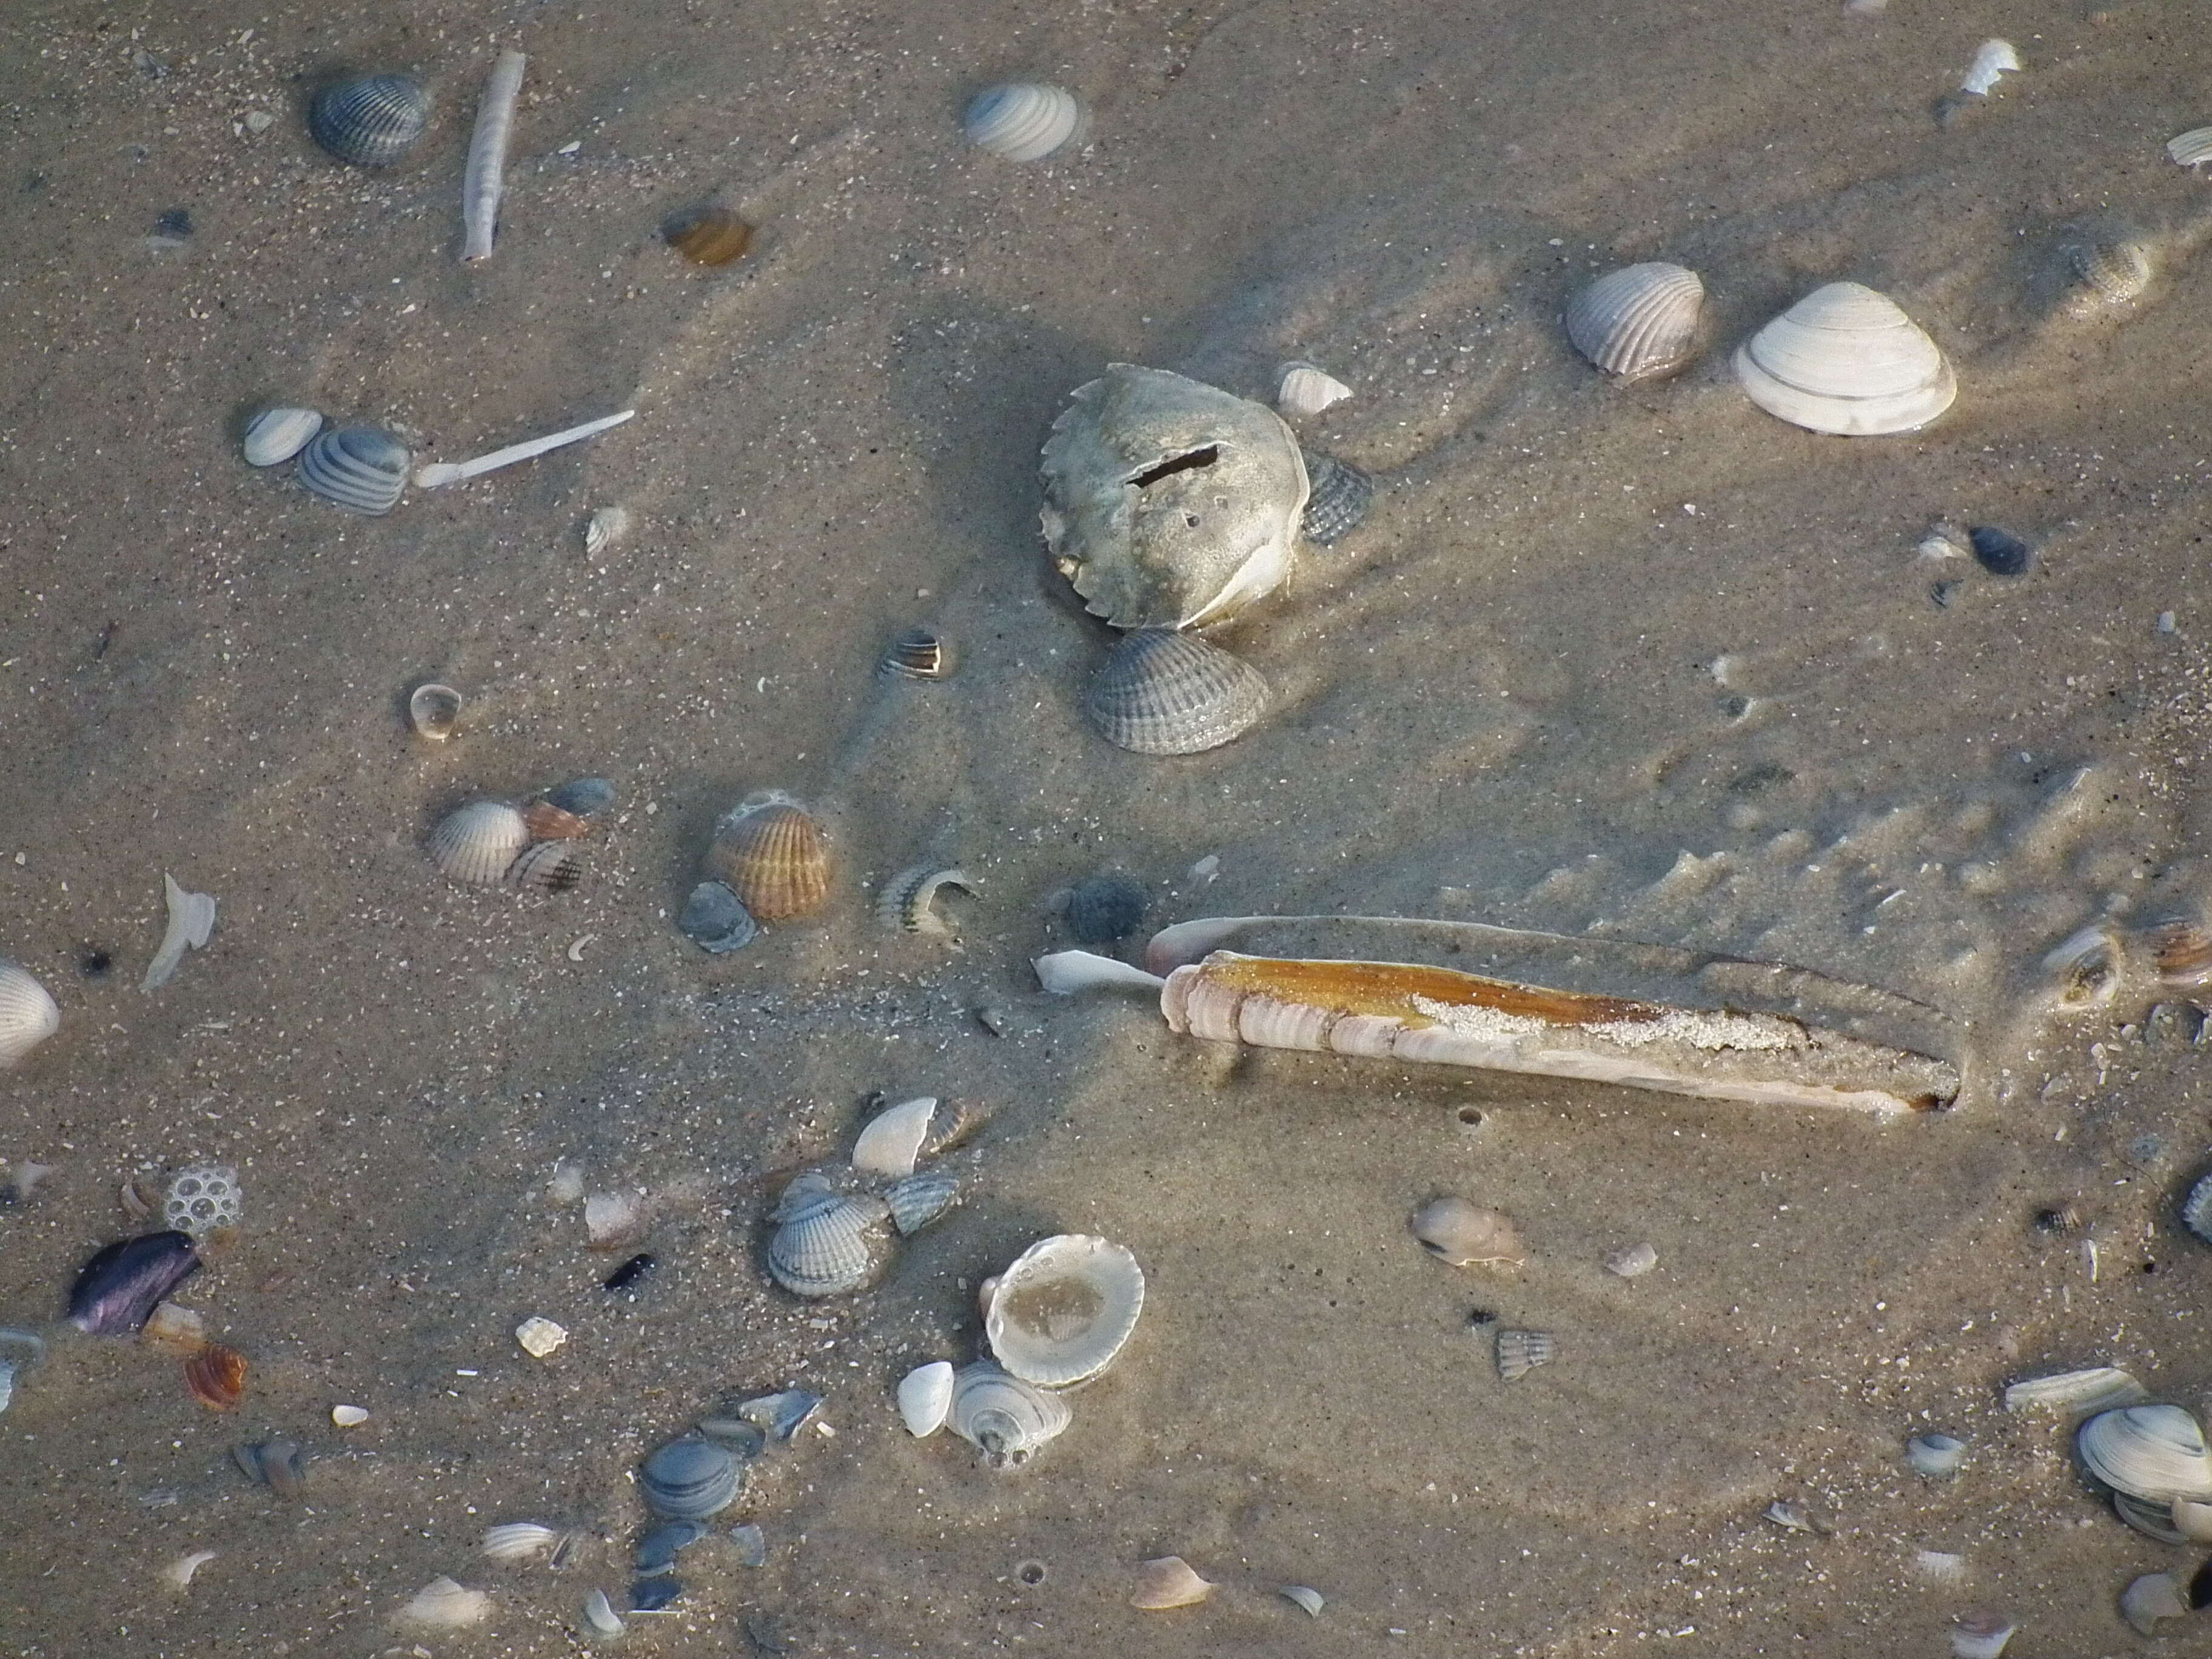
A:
[[330, 1404, 369, 1427]]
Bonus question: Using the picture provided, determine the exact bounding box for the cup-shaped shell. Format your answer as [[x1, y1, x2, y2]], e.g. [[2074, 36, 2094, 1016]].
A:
[[161, 1165, 242, 1238], [1565, 263, 1706, 382], [407, 683, 462, 740], [1299, 451, 1373, 545], [964, 83, 1087, 163], [766, 1192, 892, 1296], [242, 406, 323, 467], [884, 1169, 960, 1235], [428, 800, 531, 886], [2077, 1403, 2212, 1503], [309, 73, 431, 166], [0, 961, 60, 1069], [662, 205, 755, 267], [709, 797, 830, 923], [1130, 1556, 1215, 1610], [879, 626, 953, 681], [297, 425, 411, 514], [1085, 629, 1270, 756], [947, 1361, 1073, 1467], [985, 1233, 1145, 1387], [184, 1341, 249, 1409], [897, 1359, 956, 1436], [637, 1436, 744, 1520], [1732, 281, 1956, 435]]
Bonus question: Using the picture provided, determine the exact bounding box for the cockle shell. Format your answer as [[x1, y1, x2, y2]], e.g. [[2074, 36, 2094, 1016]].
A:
[[297, 425, 411, 514], [1299, 451, 1373, 546], [428, 800, 531, 885], [1495, 1327, 1555, 1380], [964, 83, 1087, 163], [507, 840, 586, 894], [309, 74, 431, 167], [884, 1170, 960, 1235], [1085, 629, 1271, 756], [1041, 364, 1309, 631], [766, 1191, 893, 1296], [897, 1360, 956, 1436], [637, 1436, 743, 1520], [879, 626, 953, 680], [482, 1521, 566, 1561], [2169, 127, 2212, 167], [946, 1361, 1072, 1467], [2077, 1403, 2212, 1504], [407, 683, 462, 740], [1276, 361, 1352, 417], [241, 406, 323, 467], [398, 1577, 490, 1629], [851, 1094, 937, 1178], [1564, 262, 1706, 382], [1409, 1197, 1524, 1268], [876, 866, 977, 935], [2056, 231, 2152, 318], [985, 1233, 1145, 1387], [709, 795, 830, 923], [0, 961, 60, 1068], [1130, 1556, 1215, 1609], [1732, 281, 1957, 435]]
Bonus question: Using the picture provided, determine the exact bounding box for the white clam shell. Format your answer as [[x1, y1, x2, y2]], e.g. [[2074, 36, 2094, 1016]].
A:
[[896, 1359, 956, 1437], [399, 1577, 491, 1628], [1960, 38, 2020, 96], [964, 83, 1087, 163], [1564, 263, 1705, 381], [428, 800, 531, 885], [2077, 1403, 2212, 1503], [2002, 1365, 2146, 1413], [985, 1233, 1145, 1388], [1275, 361, 1352, 417], [766, 1191, 892, 1296], [2168, 126, 2212, 167], [851, 1094, 937, 1178], [0, 961, 60, 1069], [946, 1361, 1072, 1466], [241, 406, 323, 467], [1732, 281, 1956, 435]]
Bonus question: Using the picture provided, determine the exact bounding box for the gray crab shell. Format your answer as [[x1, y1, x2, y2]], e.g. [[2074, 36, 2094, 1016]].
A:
[[1040, 365, 1309, 631]]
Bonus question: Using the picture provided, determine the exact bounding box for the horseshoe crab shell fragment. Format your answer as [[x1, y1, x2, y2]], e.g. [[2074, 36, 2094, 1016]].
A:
[[142, 873, 217, 993], [1299, 451, 1373, 545], [985, 1234, 1145, 1387], [1276, 361, 1352, 417], [679, 882, 757, 953], [68, 1230, 201, 1334], [398, 1577, 490, 1629], [963, 83, 1087, 162], [1496, 1327, 1555, 1381], [241, 406, 322, 467], [1410, 1197, 1525, 1268], [407, 682, 463, 740], [297, 425, 411, 514], [428, 800, 531, 886], [1564, 262, 1706, 382], [884, 1169, 960, 1235], [766, 1191, 893, 1296], [2169, 127, 2212, 168], [947, 1361, 1072, 1467], [2076, 1403, 2212, 1504], [851, 1095, 937, 1178], [709, 796, 831, 923], [897, 1360, 955, 1436], [309, 73, 431, 167], [637, 1436, 744, 1520], [876, 867, 977, 935], [1130, 1556, 1215, 1609], [0, 962, 59, 1068], [1085, 629, 1270, 756], [1732, 281, 1956, 436], [1041, 364, 1309, 630]]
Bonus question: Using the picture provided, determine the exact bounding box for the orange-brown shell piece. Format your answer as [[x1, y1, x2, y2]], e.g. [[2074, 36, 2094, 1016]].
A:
[[709, 799, 830, 922], [184, 1342, 249, 1410], [663, 205, 755, 267], [521, 800, 592, 841]]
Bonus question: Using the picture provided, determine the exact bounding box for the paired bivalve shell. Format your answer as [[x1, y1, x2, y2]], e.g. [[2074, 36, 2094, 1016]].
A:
[[1085, 629, 1270, 756], [1733, 281, 1956, 435], [984, 1233, 1145, 1388], [2077, 1403, 2212, 1506], [709, 796, 830, 923], [1564, 262, 1706, 382]]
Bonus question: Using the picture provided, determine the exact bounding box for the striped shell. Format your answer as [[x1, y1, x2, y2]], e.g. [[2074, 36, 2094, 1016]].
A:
[[2077, 1404, 2212, 1503], [879, 626, 953, 680], [399, 1577, 490, 1629], [242, 406, 323, 467], [946, 1361, 1072, 1467], [964, 83, 1087, 163], [884, 1169, 960, 1235], [0, 962, 59, 1069], [709, 797, 830, 923], [637, 1436, 743, 1520], [1276, 361, 1351, 417], [985, 1233, 1145, 1387], [1085, 629, 1270, 756], [507, 840, 586, 893], [1299, 451, 1373, 545], [428, 800, 531, 885], [297, 426, 411, 515], [183, 1342, 248, 1409], [765, 1191, 892, 1296], [309, 74, 431, 167], [1564, 262, 1706, 381], [1495, 1327, 1555, 1380], [2148, 918, 2212, 987], [2058, 233, 2153, 318], [2170, 127, 2212, 167], [1732, 282, 1956, 435], [876, 866, 977, 934]]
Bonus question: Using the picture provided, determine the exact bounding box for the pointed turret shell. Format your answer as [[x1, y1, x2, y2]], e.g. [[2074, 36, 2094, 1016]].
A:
[[428, 800, 531, 885], [1564, 262, 1706, 382], [297, 425, 411, 514], [709, 796, 830, 922], [0, 962, 60, 1069], [1085, 629, 1270, 756], [964, 83, 1087, 162], [985, 1233, 1145, 1387], [309, 74, 431, 167], [1732, 281, 1956, 435], [946, 1361, 1072, 1466]]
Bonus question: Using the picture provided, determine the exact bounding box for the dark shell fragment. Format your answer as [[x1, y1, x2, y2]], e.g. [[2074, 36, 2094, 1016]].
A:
[[637, 1436, 743, 1519], [1300, 450, 1374, 545], [67, 1230, 201, 1334], [1968, 525, 2032, 576], [632, 1574, 685, 1612], [679, 881, 758, 954], [635, 1520, 706, 1572]]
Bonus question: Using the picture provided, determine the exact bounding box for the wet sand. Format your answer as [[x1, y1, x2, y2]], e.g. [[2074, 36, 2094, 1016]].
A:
[[4, 0, 2212, 1651]]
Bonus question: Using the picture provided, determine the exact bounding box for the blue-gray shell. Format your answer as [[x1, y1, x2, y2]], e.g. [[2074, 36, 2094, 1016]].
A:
[[297, 426, 410, 515], [309, 75, 431, 166]]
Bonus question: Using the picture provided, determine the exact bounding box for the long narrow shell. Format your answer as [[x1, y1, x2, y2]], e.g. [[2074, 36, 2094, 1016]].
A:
[[985, 1234, 1145, 1387], [2169, 127, 2212, 167], [1564, 263, 1706, 381], [309, 74, 431, 167], [429, 800, 531, 885], [2076, 1403, 2212, 1503], [241, 406, 323, 467], [709, 798, 831, 922], [1086, 630, 1271, 756], [398, 1577, 491, 1629], [766, 1193, 892, 1296], [964, 83, 1087, 162], [413, 411, 632, 489], [947, 1361, 1072, 1467], [1130, 1557, 1215, 1610], [460, 50, 525, 261], [1732, 282, 1956, 435], [897, 1360, 956, 1436], [0, 962, 60, 1068], [876, 866, 977, 935], [297, 426, 411, 514], [851, 1095, 937, 1179], [1300, 451, 1373, 545], [1276, 361, 1352, 417]]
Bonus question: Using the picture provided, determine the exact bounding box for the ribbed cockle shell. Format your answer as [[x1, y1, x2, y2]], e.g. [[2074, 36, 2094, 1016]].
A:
[[709, 796, 830, 923]]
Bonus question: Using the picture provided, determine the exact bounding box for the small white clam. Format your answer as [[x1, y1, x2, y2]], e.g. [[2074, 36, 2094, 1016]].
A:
[[985, 1233, 1145, 1388], [851, 1094, 937, 1179], [0, 961, 60, 1069], [947, 1361, 1072, 1467], [241, 406, 323, 468], [1732, 281, 1956, 435], [1603, 1242, 1658, 1278], [2077, 1403, 2212, 1503], [964, 83, 1087, 163], [398, 1577, 491, 1628], [1275, 361, 1352, 418], [1410, 1196, 1526, 1267], [427, 800, 531, 886], [897, 1359, 956, 1437]]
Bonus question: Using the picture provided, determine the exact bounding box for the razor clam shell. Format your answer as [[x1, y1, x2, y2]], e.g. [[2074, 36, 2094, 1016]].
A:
[[1276, 361, 1351, 417], [142, 873, 217, 992], [2169, 126, 2212, 167], [508, 840, 586, 894], [407, 682, 463, 740], [1130, 1556, 1214, 1609], [851, 1094, 937, 1178], [1410, 1197, 1524, 1267], [1085, 629, 1270, 757], [428, 800, 531, 885], [679, 881, 757, 953], [399, 1576, 491, 1628], [1299, 451, 1373, 545], [897, 1360, 955, 1436], [2076, 1403, 2212, 1503], [1732, 281, 1956, 436], [985, 1233, 1145, 1388], [2002, 1366, 2147, 1413], [1066, 874, 1147, 945], [309, 73, 431, 167], [1495, 1327, 1556, 1381], [879, 626, 953, 681], [297, 425, 411, 514], [708, 797, 831, 923], [946, 1361, 1072, 1467], [637, 1436, 743, 1520], [876, 866, 977, 935], [460, 50, 525, 261], [884, 1169, 960, 1235], [1564, 262, 1705, 382], [765, 1193, 892, 1296], [68, 1230, 201, 1334], [963, 83, 1087, 163], [0, 960, 60, 1068], [241, 406, 323, 467]]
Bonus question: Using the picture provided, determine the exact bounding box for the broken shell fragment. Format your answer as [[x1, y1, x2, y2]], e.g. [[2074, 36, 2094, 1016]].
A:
[[1276, 361, 1351, 418], [399, 1576, 491, 1629], [2076, 1403, 2212, 1504], [2003, 1366, 2147, 1413], [297, 425, 411, 514], [876, 866, 978, 936], [1086, 629, 1271, 756], [241, 406, 323, 467], [1960, 38, 2020, 96], [582, 1587, 625, 1638], [141, 1301, 209, 1355], [2120, 1572, 2190, 1637], [1130, 1555, 1214, 1610], [948, 1361, 1073, 1467], [1907, 1432, 1968, 1478], [428, 800, 531, 886], [1410, 1197, 1526, 1268], [183, 1342, 249, 1409], [663, 204, 754, 267], [637, 1436, 743, 1520], [515, 1315, 569, 1358], [879, 626, 953, 681], [1604, 1242, 1658, 1279], [679, 881, 757, 953], [851, 1094, 937, 1179], [407, 682, 463, 740], [1949, 1612, 2016, 1659], [898, 1360, 955, 1436], [1564, 262, 1706, 382], [1968, 525, 2031, 576], [2168, 127, 2212, 168], [1915, 1549, 1968, 1585], [507, 839, 587, 894], [1299, 451, 1373, 545], [766, 1191, 893, 1296], [1280, 1584, 1326, 1617], [737, 1388, 824, 1441], [482, 1521, 565, 1561], [234, 1437, 306, 1498], [2041, 924, 2120, 1010], [964, 82, 1087, 162], [985, 1233, 1145, 1387], [309, 73, 431, 166], [0, 962, 60, 1068], [1495, 1327, 1555, 1381], [583, 504, 631, 554], [1732, 281, 1956, 436], [162, 1550, 218, 1589], [2180, 1171, 2212, 1244], [69, 1230, 201, 1334], [709, 795, 831, 923], [884, 1169, 960, 1235], [162, 1165, 242, 1239], [142, 873, 217, 993]]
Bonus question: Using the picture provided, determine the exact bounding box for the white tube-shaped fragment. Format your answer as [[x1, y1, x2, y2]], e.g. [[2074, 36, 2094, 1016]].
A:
[[461, 50, 526, 261], [412, 410, 634, 488]]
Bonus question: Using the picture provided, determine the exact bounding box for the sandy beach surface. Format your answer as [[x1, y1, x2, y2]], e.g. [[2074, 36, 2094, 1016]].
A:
[[4, 0, 2212, 1652]]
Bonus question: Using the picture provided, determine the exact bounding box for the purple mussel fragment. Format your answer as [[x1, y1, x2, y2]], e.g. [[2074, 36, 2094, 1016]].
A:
[[67, 1230, 201, 1334]]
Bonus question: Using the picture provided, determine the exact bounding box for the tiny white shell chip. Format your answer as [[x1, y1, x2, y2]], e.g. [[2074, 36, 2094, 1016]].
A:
[[1604, 1242, 1658, 1278], [162, 1549, 218, 1589], [0, 961, 61, 1069], [964, 82, 1086, 163], [515, 1315, 569, 1358], [1960, 39, 2021, 96], [400, 1576, 491, 1628], [897, 1359, 956, 1437], [241, 406, 323, 468], [851, 1094, 938, 1179], [331, 1403, 369, 1427], [482, 1520, 564, 1560], [985, 1233, 1145, 1387], [1280, 1584, 1325, 1616], [1276, 361, 1352, 418], [2168, 127, 2212, 168]]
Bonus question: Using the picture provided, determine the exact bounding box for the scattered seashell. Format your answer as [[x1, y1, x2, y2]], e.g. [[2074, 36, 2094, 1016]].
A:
[[1967, 525, 2031, 576], [2180, 1171, 2212, 1245], [1604, 1242, 1658, 1278], [309, 73, 431, 167], [1732, 281, 1956, 436], [583, 504, 631, 554], [947, 1361, 1072, 1467], [637, 1436, 744, 1520], [737, 1389, 825, 1441], [1763, 1499, 1831, 1535], [1130, 1555, 1214, 1610], [1915, 1549, 1968, 1585], [1412, 1197, 1526, 1268], [1960, 39, 2021, 96], [852, 1095, 937, 1179], [985, 1233, 1145, 1387], [460, 50, 525, 261], [662, 205, 755, 267], [407, 682, 463, 740], [162, 1550, 218, 1589], [1276, 361, 1352, 417], [884, 1169, 960, 1235], [141, 1301, 209, 1355], [729, 1522, 769, 1567], [679, 881, 758, 953], [2121, 1571, 2190, 1637], [2, 1162, 52, 1203], [1066, 874, 1147, 946], [635, 1520, 707, 1572], [241, 406, 322, 467], [515, 1315, 569, 1358], [976, 1274, 1000, 1323], [2041, 924, 2120, 1010], [2077, 1403, 2212, 1503], [1299, 451, 1373, 546], [2168, 127, 2212, 168], [766, 1191, 893, 1296], [162, 1165, 241, 1239], [399, 1576, 491, 1629], [508, 839, 587, 894], [483, 1521, 564, 1561], [964, 83, 1087, 163], [585, 1189, 647, 1250], [898, 1360, 956, 1436], [0, 962, 60, 1068], [1564, 262, 1706, 382], [1280, 1584, 1325, 1617], [1907, 1432, 1968, 1478], [2057, 232, 2152, 319], [1086, 629, 1271, 756], [297, 425, 411, 514], [878, 626, 953, 680], [876, 866, 978, 936], [184, 1342, 248, 1409], [69, 1231, 201, 1334], [1495, 1327, 1555, 1381], [631, 1574, 682, 1611], [697, 1415, 768, 1456], [2148, 917, 2212, 987], [233, 1437, 306, 1498], [142, 873, 218, 996], [428, 800, 531, 886], [2171, 1495, 2212, 1542], [2003, 1366, 2147, 1413], [332, 1404, 369, 1427], [414, 410, 634, 489], [710, 796, 831, 922], [1949, 1612, 2015, 1659], [603, 1252, 655, 1292], [582, 1587, 625, 1638], [2113, 1487, 2189, 1543]]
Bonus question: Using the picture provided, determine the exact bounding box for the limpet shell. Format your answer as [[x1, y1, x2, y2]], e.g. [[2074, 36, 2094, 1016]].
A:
[[1276, 361, 1351, 418], [398, 1576, 490, 1629], [985, 1233, 1145, 1388], [407, 682, 463, 740], [1299, 451, 1373, 545], [678, 881, 757, 953], [964, 83, 1087, 163], [1732, 281, 1956, 436], [946, 1361, 1072, 1467], [876, 866, 977, 935], [1410, 1196, 1525, 1267], [508, 840, 586, 894], [765, 1191, 892, 1296], [161, 1165, 243, 1239], [879, 626, 953, 681], [309, 74, 431, 167], [1130, 1555, 1214, 1610], [709, 796, 831, 923], [885, 1168, 960, 1235], [851, 1094, 937, 1179], [1495, 1327, 1555, 1381], [663, 204, 755, 267], [1085, 629, 1270, 756], [897, 1360, 955, 1436], [297, 425, 410, 515], [0, 961, 61, 1069], [2077, 1403, 2212, 1504], [427, 800, 531, 886], [637, 1435, 744, 1520], [1066, 874, 1146, 945], [241, 406, 323, 467], [1564, 262, 1705, 382]]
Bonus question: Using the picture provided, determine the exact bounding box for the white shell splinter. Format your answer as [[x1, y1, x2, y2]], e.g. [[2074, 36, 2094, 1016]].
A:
[[142, 874, 218, 993], [1960, 39, 2021, 96], [985, 1233, 1145, 1387], [414, 410, 634, 489]]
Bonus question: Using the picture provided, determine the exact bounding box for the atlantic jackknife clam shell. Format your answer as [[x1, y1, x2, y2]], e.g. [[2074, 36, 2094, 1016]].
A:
[[963, 83, 1087, 163], [708, 794, 830, 923], [427, 800, 531, 885], [946, 1361, 1072, 1467], [0, 961, 60, 1069], [297, 425, 411, 514], [1564, 262, 1706, 381], [241, 406, 323, 467], [1085, 629, 1270, 756], [984, 1233, 1145, 1387], [1733, 281, 1956, 435], [309, 73, 431, 166]]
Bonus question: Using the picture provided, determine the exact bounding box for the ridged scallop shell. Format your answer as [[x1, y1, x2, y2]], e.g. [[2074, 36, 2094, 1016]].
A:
[[162, 1165, 242, 1238], [1409, 1197, 1524, 1267], [1564, 263, 1706, 381], [481, 1521, 565, 1561], [964, 83, 1087, 163], [508, 840, 586, 893], [2041, 924, 2120, 1010], [1300, 451, 1373, 545], [709, 796, 830, 923], [297, 426, 411, 514], [2170, 127, 2212, 167], [851, 1095, 936, 1179], [637, 1436, 743, 1520], [1732, 281, 1957, 435], [897, 1359, 955, 1436], [2077, 1403, 2212, 1503], [0, 962, 60, 1069], [985, 1233, 1144, 1387], [876, 866, 977, 935], [428, 800, 531, 885], [662, 205, 755, 267], [1496, 1327, 1555, 1381], [884, 1169, 960, 1235], [766, 1192, 892, 1296], [946, 1361, 1072, 1467], [1085, 629, 1270, 756], [1276, 361, 1352, 417], [407, 683, 462, 740], [241, 406, 323, 467], [309, 74, 431, 167], [398, 1576, 490, 1628], [2058, 232, 2153, 318], [878, 626, 953, 680]]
